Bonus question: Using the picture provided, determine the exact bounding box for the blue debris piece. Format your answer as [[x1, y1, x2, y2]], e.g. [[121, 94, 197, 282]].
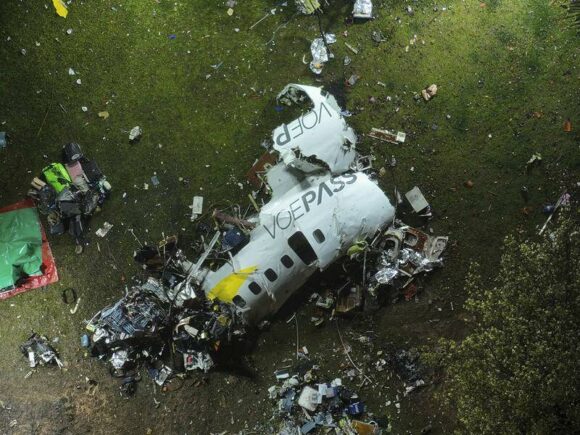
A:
[[346, 401, 365, 415], [300, 420, 316, 434], [81, 334, 90, 347]]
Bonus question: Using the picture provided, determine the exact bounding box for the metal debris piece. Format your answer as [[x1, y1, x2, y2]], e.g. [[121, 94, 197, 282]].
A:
[[352, 0, 373, 19], [20, 332, 63, 368], [371, 30, 387, 43], [246, 151, 277, 188], [539, 191, 571, 235], [347, 74, 360, 86], [190, 196, 204, 221], [295, 0, 321, 15], [52, 0, 68, 18], [95, 222, 113, 237], [335, 286, 363, 313], [371, 225, 448, 290], [526, 152, 542, 171], [0, 132, 7, 149], [309, 34, 336, 75], [345, 42, 359, 54], [368, 128, 406, 144], [129, 126, 142, 142]]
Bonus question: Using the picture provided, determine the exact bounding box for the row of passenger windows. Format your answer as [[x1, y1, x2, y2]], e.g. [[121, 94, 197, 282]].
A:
[[232, 230, 325, 308]]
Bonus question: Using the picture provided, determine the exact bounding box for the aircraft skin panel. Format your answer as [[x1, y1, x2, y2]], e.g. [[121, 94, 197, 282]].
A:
[[272, 84, 357, 174], [206, 265, 258, 302]]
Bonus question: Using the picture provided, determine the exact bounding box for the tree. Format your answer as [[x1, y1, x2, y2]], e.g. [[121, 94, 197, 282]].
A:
[[435, 213, 580, 434]]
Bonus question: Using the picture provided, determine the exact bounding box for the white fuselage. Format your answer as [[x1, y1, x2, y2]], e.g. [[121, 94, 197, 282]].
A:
[[200, 171, 395, 324]]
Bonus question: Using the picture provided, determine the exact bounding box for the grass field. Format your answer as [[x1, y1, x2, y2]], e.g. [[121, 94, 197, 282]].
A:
[[0, 0, 578, 433]]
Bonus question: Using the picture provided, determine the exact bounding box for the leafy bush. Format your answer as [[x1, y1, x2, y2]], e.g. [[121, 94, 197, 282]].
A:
[[433, 213, 580, 434]]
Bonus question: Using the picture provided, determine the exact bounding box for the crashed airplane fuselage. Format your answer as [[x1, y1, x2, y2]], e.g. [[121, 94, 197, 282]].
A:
[[202, 171, 394, 324], [196, 84, 395, 324]]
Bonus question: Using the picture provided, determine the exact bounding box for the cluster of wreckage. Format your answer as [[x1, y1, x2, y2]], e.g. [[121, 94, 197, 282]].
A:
[[28, 142, 111, 253], [261, 343, 428, 434], [84, 84, 448, 393], [265, 361, 389, 434], [20, 332, 63, 369]]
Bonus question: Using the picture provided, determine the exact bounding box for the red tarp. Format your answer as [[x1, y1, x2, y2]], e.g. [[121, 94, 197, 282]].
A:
[[0, 199, 58, 300]]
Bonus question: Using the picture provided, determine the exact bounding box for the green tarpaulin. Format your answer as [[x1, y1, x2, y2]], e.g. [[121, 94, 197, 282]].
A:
[[0, 207, 43, 289]]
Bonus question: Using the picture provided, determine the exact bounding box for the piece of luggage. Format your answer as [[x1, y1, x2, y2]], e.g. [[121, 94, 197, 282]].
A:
[[63, 142, 83, 164], [42, 163, 71, 193], [81, 160, 103, 183]]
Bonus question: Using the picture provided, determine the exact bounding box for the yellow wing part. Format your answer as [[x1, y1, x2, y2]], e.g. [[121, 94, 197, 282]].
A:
[[52, 0, 68, 18], [208, 266, 257, 302]]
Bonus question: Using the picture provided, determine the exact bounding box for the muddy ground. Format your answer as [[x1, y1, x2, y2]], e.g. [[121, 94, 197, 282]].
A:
[[0, 0, 578, 434]]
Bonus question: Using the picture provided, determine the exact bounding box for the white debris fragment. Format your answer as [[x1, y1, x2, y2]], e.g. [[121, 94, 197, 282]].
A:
[[190, 196, 204, 221], [297, 386, 319, 411], [129, 126, 142, 141], [405, 186, 429, 212], [81, 106, 88, 112], [353, 0, 373, 19], [68, 67, 76, 75], [95, 222, 113, 237]]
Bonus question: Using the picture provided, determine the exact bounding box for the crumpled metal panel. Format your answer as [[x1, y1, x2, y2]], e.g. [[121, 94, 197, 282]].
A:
[[352, 0, 373, 18], [272, 84, 357, 175]]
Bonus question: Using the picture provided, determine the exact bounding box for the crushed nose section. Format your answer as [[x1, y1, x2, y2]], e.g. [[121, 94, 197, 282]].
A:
[[272, 84, 357, 175]]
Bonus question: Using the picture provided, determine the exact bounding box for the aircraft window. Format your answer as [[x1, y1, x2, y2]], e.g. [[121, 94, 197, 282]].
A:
[[265, 268, 278, 282], [249, 282, 262, 295], [313, 229, 325, 244], [232, 295, 246, 308], [288, 231, 318, 265], [281, 255, 294, 268]]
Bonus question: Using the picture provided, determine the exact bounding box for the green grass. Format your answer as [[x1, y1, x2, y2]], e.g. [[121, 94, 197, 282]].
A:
[[0, 0, 578, 433]]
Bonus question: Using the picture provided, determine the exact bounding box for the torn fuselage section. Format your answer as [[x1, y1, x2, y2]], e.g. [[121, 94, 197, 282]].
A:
[[272, 84, 357, 175], [200, 171, 395, 325]]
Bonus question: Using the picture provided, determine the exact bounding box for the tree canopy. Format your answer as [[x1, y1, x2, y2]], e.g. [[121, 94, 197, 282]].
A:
[[437, 213, 580, 434]]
